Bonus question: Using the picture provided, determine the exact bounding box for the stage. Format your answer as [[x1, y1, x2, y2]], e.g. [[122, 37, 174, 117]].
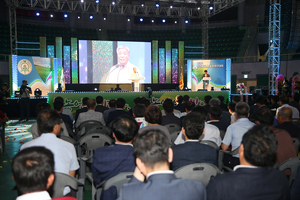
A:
[[48, 90, 230, 113]]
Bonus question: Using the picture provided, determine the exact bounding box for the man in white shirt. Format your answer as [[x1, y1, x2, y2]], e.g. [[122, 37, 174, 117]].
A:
[[21, 110, 79, 177], [276, 96, 299, 119]]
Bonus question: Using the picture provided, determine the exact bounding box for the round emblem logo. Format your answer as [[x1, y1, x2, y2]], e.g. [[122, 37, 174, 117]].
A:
[[17, 59, 32, 75]]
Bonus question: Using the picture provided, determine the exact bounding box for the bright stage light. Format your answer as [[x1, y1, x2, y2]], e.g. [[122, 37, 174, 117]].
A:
[[185, 20, 189, 24], [162, 19, 166, 23], [155, 1, 159, 7], [78, 15, 81, 19], [89, 15, 93, 19], [36, 12, 40, 16], [64, 14, 68, 18], [151, 19, 154, 23], [140, 18, 143, 22], [209, 5, 213, 10], [127, 18, 130, 21], [95, 0, 99, 3], [174, 20, 177, 24], [50, 14, 54, 18]]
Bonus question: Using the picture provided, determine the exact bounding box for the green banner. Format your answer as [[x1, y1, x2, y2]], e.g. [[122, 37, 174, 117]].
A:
[[48, 91, 230, 113]]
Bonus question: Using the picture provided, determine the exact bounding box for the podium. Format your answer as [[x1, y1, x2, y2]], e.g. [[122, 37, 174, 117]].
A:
[[129, 77, 145, 92], [202, 77, 211, 90]]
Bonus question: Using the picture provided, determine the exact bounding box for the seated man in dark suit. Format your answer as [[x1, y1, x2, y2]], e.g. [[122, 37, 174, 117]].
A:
[[180, 101, 196, 127], [118, 130, 206, 200], [103, 99, 117, 122], [171, 112, 218, 171], [54, 101, 73, 129], [207, 106, 229, 132], [209, 98, 231, 127], [106, 98, 131, 126], [207, 124, 290, 200], [95, 95, 109, 113], [174, 95, 185, 112], [12, 147, 76, 200], [218, 95, 228, 111], [74, 97, 89, 122], [275, 107, 300, 139], [161, 98, 181, 126], [92, 115, 139, 200]]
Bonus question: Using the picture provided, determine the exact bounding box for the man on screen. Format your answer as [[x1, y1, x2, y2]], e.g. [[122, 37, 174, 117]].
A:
[[104, 46, 143, 83]]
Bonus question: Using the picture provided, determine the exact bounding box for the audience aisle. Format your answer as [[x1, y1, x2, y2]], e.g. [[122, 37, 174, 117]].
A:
[[0, 120, 92, 200]]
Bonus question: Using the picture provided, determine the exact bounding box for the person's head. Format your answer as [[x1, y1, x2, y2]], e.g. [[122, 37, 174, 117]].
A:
[[163, 98, 174, 114], [182, 112, 205, 140], [1, 82, 8, 90], [54, 96, 64, 103], [252, 93, 259, 101], [256, 95, 265, 107], [22, 80, 28, 85], [132, 103, 146, 118], [183, 95, 190, 103], [176, 95, 183, 104], [144, 105, 162, 124], [279, 97, 289, 106], [271, 95, 279, 104], [204, 95, 212, 105], [209, 107, 222, 120], [133, 130, 171, 173], [36, 103, 51, 115], [185, 101, 196, 113], [37, 110, 61, 134], [53, 101, 64, 112], [117, 46, 130, 66], [232, 96, 241, 104], [228, 102, 236, 114], [134, 97, 142, 105], [217, 95, 224, 103], [267, 95, 273, 103], [108, 99, 116, 108], [82, 97, 89, 106], [235, 102, 250, 119], [141, 98, 150, 108], [240, 124, 277, 167], [204, 70, 208, 74], [133, 67, 137, 73], [192, 106, 208, 120], [209, 98, 221, 107], [112, 115, 139, 143], [87, 99, 96, 110], [96, 96, 104, 104], [12, 147, 55, 195], [116, 98, 126, 109], [254, 107, 273, 126], [277, 107, 293, 124]]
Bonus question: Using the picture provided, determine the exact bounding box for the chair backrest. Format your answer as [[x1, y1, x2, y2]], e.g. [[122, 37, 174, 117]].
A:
[[78, 133, 113, 158], [170, 130, 181, 145], [85, 125, 112, 137], [218, 147, 240, 171], [219, 130, 225, 140], [292, 118, 300, 126], [279, 156, 300, 186], [77, 120, 103, 133], [59, 135, 76, 145], [200, 140, 219, 150], [293, 138, 299, 155], [175, 163, 220, 186], [52, 172, 83, 199], [96, 172, 133, 200], [164, 123, 181, 134]]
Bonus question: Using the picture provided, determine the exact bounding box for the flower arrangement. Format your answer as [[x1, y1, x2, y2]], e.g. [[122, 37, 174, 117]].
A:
[[275, 74, 284, 95]]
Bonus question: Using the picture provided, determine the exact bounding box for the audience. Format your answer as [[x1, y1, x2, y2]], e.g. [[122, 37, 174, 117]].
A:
[[138, 105, 171, 144], [106, 98, 131, 126], [276, 96, 299, 119], [174, 95, 185, 112], [161, 98, 181, 126], [92, 115, 138, 200], [103, 99, 117, 121], [171, 112, 217, 171], [254, 107, 296, 174], [269, 95, 279, 109], [204, 95, 212, 112], [207, 106, 228, 132], [208, 98, 231, 128], [21, 110, 79, 177], [232, 95, 241, 104], [53, 101, 73, 129], [221, 102, 255, 168], [95, 96, 109, 113], [74, 97, 89, 122], [275, 107, 300, 139], [54, 96, 74, 121], [249, 95, 266, 120], [132, 103, 146, 127], [207, 124, 290, 200], [12, 147, 76, 200], [180, 101, 196, 126], [118, 130, 206, 200], [217, 95, 228, 111], [228, 102, 236, 124]]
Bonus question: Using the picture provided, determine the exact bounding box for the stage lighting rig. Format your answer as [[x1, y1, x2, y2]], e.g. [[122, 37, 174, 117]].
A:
[[34, 88, 42, 97], [155, 1, 160, 7], [89, 14, 93, 19]]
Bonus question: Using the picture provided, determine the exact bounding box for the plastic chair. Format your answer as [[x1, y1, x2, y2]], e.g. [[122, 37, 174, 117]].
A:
[[85, 126, 112, 137], [59, 135, 77, 145], [96, 172, 133, 200], [279, 157, 300, 186], [293, 138, 299, 155], [76, 120, 103, 140], [292, 118, 300, 127], [175, 163, 221, 186], [170, 130, 181, 145], [52, 172, 84, 200], [164, 123, 181, 134], [218, 147, 239, 172], [200, 140, 219, 150]]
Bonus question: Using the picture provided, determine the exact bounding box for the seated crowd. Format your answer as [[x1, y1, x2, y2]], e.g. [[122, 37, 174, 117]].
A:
[[12, 94, 300, 200]]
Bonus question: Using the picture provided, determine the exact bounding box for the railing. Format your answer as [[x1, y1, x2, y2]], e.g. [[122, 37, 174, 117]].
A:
[[231, 53, 300, 63]]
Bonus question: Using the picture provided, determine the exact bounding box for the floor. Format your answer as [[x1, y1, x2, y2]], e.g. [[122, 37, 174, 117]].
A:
[[0, 119, 92, 200]]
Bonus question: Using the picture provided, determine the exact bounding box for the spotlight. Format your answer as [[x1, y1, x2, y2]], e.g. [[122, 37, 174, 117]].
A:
[[78, 15, 81, 19], [34, 88, 42, 97], [174, 20, 177, 24], [197, 6, 200, 10], [170, 5, 173, 8], [103, 14, 107, 20], [64, 13, 68, 18], [209, 5, 213, 10], [162, 19, 166, 23], [140, 18, 143, 22], [155, 1, 159, 7], [112, 0, 115, 5], [50, 14, 54, 18], [81, 0, 84, 2], [127, 18, 130, 21], [99, 28, 102, 31], [151, 19, 154, 23], [36, 12, 40, 16], [89, 14, 93, 19], [95, 0, 99, 3], [185, 19, 189, 24], [103, 17, 107, 20], [141, 3, 144, 6]]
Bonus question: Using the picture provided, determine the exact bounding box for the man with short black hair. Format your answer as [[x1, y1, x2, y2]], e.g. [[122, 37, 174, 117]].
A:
[[217, 95, 228, 111], [232, 95, 241, 104], [54, 101, 73, 129], [204, 95, 212, 112], [209, 98, 231, 127], [174, 95, 185, 112], [132, 103, 146, 126], [95, 95, 109, 113], [161, 99, 181, 126], [103, 99, 117, 121], [21, 110, 79, 177], [106, 98, 131, 125], [207, 107, 229, 132], [75, 97, 89, 122], [275, 107, 300, 139], [118, 130, 206, 200], [92, 115, 138, 200], [171, 112, 217, 171], [207, 125, 290, 200], [54, 96, 74, 121]]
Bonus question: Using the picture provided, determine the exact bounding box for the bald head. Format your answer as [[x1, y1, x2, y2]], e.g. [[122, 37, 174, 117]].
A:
[[278, 107, 292, 124], [87, 99, 96, 110]]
